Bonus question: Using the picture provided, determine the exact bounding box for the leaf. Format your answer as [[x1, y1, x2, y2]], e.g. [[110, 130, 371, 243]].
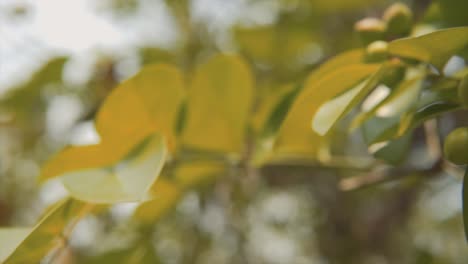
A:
[[2, 57, 67, 107], [3, 199, 91, 263], [60, 133, 167, 203], [251, 84, 301, 138], [82, 244, 161, 264], [388, 27, 468, 71], [372, 132, 413, 165], [463, 167, 468, 242], [398, 101, 461, 137], [175, 160, 226, 190], [312, 64, 388, 136], [42, 64, 183, 181], [181, 54, 254, 154], [357, 76, 424, 144], [96, 64, 185, 152], [133, 178, 181, 226], [0, 228, 31, 262], [274, 63, 379, 156], [306, 49, 366, 84]]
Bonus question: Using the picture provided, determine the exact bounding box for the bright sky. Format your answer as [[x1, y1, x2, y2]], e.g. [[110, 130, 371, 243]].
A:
[[0, 0, 279, 92], [0, 0, 178, 91]]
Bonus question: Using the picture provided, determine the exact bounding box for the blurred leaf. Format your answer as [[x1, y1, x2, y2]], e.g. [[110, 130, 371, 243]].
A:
[[372, 132, 412, 165], [4, 199, 90, 263], [398, 102, 461, 137], [235, 26, 275, 64], [310, 0, 383, 12], [274, 63, 378, 156], [388, 27, 468, 71], [362, 115, 401, 145], [438, 0, 468, 27], [83, 244, 160, 264], [235, 25, 318, 68], [358, 76, 424, 144], [2, 57, 67, 107], [175, 160, 226, 190], [41, 64, 186, 202], [60, 133, 166, 203], [0, 228, 31, 262], [181, 54, 254, 154], [252, 84, 300, 137], [312, 64, 388, 136], [306, 49, 366, 83], [96, 64, 185, 152], [133, 178, 181, 226], [42, 64, 183, 181]]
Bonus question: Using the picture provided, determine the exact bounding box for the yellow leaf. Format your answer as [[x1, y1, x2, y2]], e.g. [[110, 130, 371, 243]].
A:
[[3, 199, 91, 264], [60, 133, 167, 203], [275, 64, 379, 156], [251, 84, 297, 136], [182, 54, 254, 154], [97, 64, 185, 152], [175, 160, 226, 190], [0, 228, 31, 262], [133, 178, 181, 226], [40, 64, 187, 202]]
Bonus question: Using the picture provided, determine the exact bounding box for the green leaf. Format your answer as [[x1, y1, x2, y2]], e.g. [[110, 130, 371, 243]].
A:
[[3, 199, 91, 263], [356, 76, 424, 143], [398, 101, 461, 137], [181, 54, 254, 154], [388, 27, 468, 71], [463, 167, 468, 242], [274, 63, 379, 156], [397, 82, 460, 136], [372, 132, 413, 165], [2, 57, 67, 107], [60, 133, 166, 203]]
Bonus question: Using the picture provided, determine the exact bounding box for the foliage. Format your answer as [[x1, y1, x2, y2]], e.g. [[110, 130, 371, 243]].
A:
[[1, 0, 468, 263]]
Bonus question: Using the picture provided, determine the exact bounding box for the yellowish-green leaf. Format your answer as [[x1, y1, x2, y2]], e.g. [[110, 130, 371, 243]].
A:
[[181, 54, 254, 154], [60, 133, 166, 203], [175, 160, 226, 190], [361, 76, 424, 144], [96, 64, 185, 152], [41, 65, 182, 181], [312, 64, 388, 136], [274, 64, 379, 156], [306, 49, 365, 84], [133, 178, 181, 226], [388, 27, 468, 71], [251, 83, 299, 137], [3, 198, 91, 264], [234, 26, 275, 64], [0, 228, 31, 262]]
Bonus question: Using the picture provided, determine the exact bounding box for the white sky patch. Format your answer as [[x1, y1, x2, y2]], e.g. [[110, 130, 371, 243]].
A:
[[0, 0, 178, 90]]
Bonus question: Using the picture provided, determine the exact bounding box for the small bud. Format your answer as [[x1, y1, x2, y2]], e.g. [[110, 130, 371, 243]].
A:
[[365, 40, 389, 62], [354, 18, 387, 45], [444, 127, 468, 165], [459, 74, 468, 108], [381, 58, 405, 87], [383, 3, 413, 36]]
